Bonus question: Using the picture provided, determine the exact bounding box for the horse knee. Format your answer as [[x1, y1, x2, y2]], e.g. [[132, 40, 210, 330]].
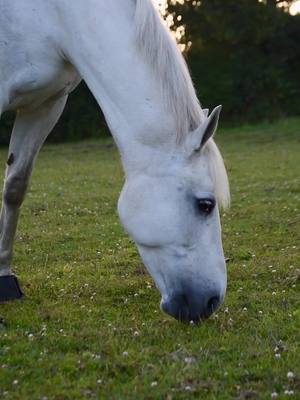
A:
[[4, 174, 29, 208]]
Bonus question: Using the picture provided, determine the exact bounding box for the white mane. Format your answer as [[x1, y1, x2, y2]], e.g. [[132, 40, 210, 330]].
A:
[[135, 0, 205, 137], [134, 0, 230, 208]]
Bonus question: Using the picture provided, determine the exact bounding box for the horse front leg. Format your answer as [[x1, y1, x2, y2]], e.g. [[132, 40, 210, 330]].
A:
[[0, 96, 67, 301]]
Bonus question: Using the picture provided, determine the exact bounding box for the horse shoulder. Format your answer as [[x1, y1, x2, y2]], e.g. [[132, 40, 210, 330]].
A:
[[0, 0, 81, 111]]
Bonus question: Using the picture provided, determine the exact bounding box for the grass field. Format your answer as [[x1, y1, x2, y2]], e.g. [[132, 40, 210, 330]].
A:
[[0, 117, 299, 399]]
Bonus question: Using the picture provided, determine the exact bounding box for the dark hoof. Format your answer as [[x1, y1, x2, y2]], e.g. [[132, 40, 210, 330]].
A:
[[0, 275, 24, 302]]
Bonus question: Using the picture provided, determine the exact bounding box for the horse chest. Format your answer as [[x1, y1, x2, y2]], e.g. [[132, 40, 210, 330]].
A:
[[3, 61, 81, 112], [0, 8, 81, 112]]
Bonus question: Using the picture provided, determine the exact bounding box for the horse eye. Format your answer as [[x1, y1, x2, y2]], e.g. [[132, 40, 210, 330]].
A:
[[196, 198, 216, 215]]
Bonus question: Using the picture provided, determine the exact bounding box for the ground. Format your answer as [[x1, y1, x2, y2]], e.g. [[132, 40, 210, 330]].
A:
[[0, 117, 299, 399]]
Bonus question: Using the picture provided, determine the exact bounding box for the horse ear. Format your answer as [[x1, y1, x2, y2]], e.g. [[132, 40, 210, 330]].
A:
[[185, 105, 222, 154], [200, 105, 222, 148], [202, 108, 209, 117]]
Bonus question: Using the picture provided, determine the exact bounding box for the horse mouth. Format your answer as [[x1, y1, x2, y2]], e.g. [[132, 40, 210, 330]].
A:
[[160, 293, 221, 324]]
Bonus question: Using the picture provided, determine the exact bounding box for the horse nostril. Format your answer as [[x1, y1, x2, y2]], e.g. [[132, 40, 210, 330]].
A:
[[207, 296, 220, 315], [161, 294, 190, 322]]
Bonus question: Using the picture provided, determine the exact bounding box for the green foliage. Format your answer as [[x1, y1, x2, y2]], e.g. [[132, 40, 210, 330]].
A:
[[49, 83, 110, 143], [170, 0, 300, 122], [0, 118, 299, 399]]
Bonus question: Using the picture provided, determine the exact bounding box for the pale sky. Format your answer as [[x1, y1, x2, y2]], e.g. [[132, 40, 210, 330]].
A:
[[290, 0, 300, 15]]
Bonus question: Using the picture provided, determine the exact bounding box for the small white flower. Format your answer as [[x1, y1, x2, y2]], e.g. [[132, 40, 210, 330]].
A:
[[274, 353, 281, 359], [122, 351, 129, 357], [133, 331, 140, 337], [243, 307, 248, 311], [97, 379, 102, 384], [272, 292, 277, 296], [12, 380, 18, 385], [185, 386, 192, 391], [224, 307, 229, 313], [287, 371, 294, 380], [134, 293, 138, 297], [151, 381, 158, 387], [284, 389, 294, 395], [271, 392, 278, 398], [184, 357, 195, 364], [28, 333, 34, 340]]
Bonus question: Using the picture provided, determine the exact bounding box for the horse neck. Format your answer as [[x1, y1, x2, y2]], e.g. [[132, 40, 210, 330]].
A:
[[61, 0, 177, 177]]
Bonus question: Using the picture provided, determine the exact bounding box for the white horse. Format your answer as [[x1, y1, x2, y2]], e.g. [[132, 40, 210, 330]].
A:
[[0, 0, 230, 322]]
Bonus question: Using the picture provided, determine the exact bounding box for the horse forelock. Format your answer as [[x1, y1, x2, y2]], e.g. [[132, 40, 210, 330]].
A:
[[204, 140, 230, 209]]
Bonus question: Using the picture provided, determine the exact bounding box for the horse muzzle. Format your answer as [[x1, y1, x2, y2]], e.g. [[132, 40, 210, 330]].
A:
[[160, 288, 222, 323]]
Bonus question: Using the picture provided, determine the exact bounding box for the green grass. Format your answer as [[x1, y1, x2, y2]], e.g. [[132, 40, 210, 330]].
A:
[[0, 117, 299, 400]]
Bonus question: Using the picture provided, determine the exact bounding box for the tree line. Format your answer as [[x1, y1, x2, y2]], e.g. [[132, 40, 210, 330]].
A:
[[169, 0, 300, 123]]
